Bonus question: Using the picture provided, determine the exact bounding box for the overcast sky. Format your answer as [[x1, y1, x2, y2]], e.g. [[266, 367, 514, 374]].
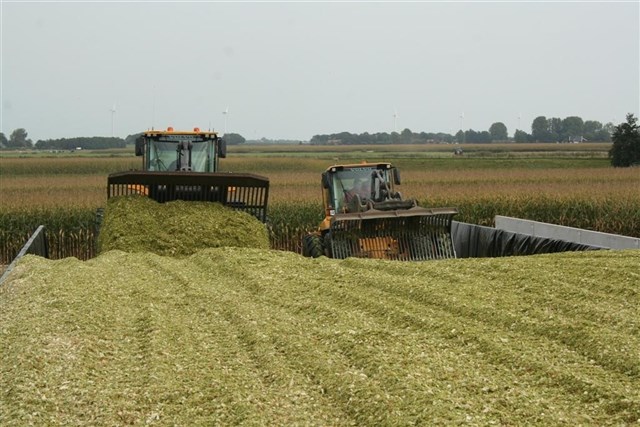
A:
[[1, 1, 638, 142]]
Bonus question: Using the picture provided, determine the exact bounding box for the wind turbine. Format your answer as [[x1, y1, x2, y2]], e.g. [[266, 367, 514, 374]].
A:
[[393, 108, 399, 133], [518, 112, 522, 130], [110, 102, 117, 137], [222, 106, 229, 135]]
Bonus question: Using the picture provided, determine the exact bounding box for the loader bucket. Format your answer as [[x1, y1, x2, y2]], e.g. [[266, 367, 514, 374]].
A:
[[107, 171, 269, 223], [326, 207, 458, 261]]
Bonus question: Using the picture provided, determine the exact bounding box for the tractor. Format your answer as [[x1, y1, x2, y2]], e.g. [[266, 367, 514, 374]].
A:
[[107, 127, 269, 222], [302, 162, 457, 261]]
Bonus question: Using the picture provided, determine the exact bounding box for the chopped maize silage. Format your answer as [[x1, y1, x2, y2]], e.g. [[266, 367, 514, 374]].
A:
[[1, 249, 639, 426], [97, 195, 269, 256]]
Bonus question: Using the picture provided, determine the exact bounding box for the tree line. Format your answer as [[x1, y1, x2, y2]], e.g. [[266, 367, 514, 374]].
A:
[[0, 115, 615, 150], [310, 116, 614, 146], [2, 114, 637, 167], [529, 116, 613, 143], [35, 137, 126, 150], [0, 129, 126, 150]]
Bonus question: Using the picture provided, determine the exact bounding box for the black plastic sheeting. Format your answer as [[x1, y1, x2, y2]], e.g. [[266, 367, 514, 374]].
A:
[[452, 221, 603, 258]]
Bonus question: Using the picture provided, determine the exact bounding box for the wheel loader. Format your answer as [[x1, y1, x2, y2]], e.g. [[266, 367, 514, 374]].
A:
[[302, 162, 458, 261], [107, 127, 269, 222]]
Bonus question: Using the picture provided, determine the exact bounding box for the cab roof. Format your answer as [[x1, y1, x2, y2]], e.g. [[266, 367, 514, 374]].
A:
[[324, 162, 393, 173], [143, 127, 218, 139]]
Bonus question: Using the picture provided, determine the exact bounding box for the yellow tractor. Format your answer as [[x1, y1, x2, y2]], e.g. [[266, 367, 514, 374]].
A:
[[107, 127, 269, 222], [302, 162, 458, 260]]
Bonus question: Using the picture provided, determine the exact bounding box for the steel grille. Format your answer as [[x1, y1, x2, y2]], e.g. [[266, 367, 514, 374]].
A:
[[329, 213, 457, 261], [107, 171, 269, 223]]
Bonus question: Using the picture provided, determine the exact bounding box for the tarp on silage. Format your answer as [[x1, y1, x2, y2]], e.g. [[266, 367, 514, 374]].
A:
[[452, 221, 602, 258], [97, 196, 269, 256]]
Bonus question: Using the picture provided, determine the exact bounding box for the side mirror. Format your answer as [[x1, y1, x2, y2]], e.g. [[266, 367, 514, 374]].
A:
[[393, 168, 401, 185], [134, 137, 144, 156], [218, 138, 227, 158], [321, 172, 331, 189]]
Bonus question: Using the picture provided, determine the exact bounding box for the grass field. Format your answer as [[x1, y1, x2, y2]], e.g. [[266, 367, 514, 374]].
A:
[[1, 248, 638, 425]]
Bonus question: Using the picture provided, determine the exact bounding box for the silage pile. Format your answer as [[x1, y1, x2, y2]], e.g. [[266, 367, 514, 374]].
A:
[[1, 249, 639, 425], [97, 196, 269, 256]]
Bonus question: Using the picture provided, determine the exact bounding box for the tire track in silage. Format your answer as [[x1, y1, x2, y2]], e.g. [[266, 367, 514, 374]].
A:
[[188, 250, 361, 425], [136, 254, 282, 424], [205, 252, 481, 424], [329, 257, 640, 423], [215, 253, 638, 424]]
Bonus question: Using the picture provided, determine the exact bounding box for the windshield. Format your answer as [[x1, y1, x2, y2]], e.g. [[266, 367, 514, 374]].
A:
[[330, 168, 382, 211], [148, 140, 209, 172]]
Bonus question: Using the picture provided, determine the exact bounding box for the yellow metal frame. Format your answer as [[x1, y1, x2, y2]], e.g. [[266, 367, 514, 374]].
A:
[[143, 129, 218, 139], [318, 162, 394, 233]]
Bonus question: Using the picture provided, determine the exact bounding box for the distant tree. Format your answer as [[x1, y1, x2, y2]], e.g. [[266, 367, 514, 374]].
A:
[[562, 116, 584, 141], [582, 120, 611, 141], [609, 113, 640, 167], [309, 134, 327, 145], [125, 133, 143, 146], [374, 132, 392, 144], [583, 120, 602, 136], [461, 129, 492, 144], [531, 116, 552, 142], [224, 133, 246, 145], [360, 131, 372, 144], [400, 128, 413, 144], [35, 137, 125, 150], [455, 130, 464, 143], [435, 132, 455, 143], [477, 131, 492, 144], [603, 122, 616, 134], [7, 128, 33, 148], [488, 122, 508, 141], [465, 130, 478, 143], [0, 132, 7, 148], [593, 129, 612, 142], [513, 129, 530, 143], [334, 132, 356, 145], [549, 117, 563, 141]]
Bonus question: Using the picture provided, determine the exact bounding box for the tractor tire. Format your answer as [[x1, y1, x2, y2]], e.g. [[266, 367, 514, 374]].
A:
[[323, 233, 333, 258], [302, 234, 324, 258]]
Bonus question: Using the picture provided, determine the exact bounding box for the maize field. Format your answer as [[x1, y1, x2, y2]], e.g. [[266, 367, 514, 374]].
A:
[[1, 145, 639, 263]]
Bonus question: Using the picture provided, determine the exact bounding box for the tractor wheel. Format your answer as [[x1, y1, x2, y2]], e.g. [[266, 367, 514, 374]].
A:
[[323, 233, 333, 258], [302, 234, 324, 258]]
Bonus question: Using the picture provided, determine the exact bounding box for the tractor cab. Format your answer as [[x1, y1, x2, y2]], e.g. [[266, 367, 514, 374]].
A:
[[135, 128, 227, 173], [304, 161, 457, 261], [322, 163, 401, 214], [108, 127, 269, 222]]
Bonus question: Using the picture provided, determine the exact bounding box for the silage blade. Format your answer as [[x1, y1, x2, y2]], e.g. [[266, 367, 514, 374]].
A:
[[107, 171, 269, 222], [328, 207, 458, 261]]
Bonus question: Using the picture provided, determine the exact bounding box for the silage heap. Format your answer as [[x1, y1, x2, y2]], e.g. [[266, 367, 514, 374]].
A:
[[97, 195, 269, 256], [1, 248, 639, 425]]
